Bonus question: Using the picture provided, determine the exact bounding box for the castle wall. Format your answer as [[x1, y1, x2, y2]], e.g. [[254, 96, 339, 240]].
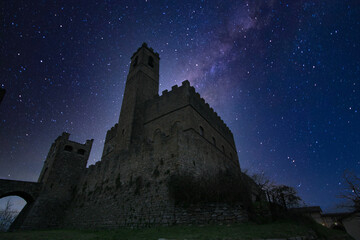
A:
[[144, 81, 236, 150], [61, 125, 246, 228], [62, 129, 180, 228], [181, 107, 240, 172], [61, 78, 244, 228], [144, 80, 240, 175]]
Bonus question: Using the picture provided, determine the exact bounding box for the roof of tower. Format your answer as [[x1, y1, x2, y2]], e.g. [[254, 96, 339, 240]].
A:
[[131, 42, 160, 59]]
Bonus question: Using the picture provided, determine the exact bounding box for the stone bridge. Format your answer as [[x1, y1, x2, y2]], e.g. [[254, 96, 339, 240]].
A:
[[0, 179, 42, 203]]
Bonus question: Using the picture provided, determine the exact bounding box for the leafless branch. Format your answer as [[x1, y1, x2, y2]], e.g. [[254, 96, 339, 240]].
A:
[[0, 200, 18, 232]]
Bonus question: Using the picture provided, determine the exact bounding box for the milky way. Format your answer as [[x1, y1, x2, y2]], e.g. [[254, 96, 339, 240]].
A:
[[0, 0, 359, 212]]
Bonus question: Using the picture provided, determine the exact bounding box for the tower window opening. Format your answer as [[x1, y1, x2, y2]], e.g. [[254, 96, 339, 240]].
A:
[[64, 145, 73, 152], [133, 56, 138, 67], [212, 137, 216, 146], [222, 145, 225, 153], [199, 126, 204, 136], [77, 149, 85, 155], [148, 56, 154, 68]]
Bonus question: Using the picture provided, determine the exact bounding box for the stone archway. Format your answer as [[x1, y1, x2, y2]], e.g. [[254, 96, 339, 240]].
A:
[[0, 179, 42, 231], [0, 179, 41, 203], [0, 191, 35, 204]]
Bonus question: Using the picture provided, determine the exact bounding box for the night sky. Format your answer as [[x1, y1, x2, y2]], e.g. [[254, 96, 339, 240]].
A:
[[0, 0, 359, 213]]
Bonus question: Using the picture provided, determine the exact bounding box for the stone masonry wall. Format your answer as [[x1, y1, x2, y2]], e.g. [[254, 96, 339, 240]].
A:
[[57, 79, 244, 228], [61, 118, 245, 228], [173, 203, 247, 225]]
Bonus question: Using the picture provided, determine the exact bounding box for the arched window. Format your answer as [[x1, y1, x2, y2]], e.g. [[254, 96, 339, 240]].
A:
[[77, 149, 85, 155], [133, 56, 138, 67], [199, 126, 204, 136], [212, 137, 216, 146], [64, 145, 73, 152], [148, 56, 154, 68]]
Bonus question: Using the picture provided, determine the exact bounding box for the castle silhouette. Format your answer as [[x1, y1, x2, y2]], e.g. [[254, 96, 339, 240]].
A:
[[0, 43, 247, 230]]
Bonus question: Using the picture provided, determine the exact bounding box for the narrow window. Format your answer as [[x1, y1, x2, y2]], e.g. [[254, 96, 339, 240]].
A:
[[133, 56, 138, 67], [122, 129, 125, 135], [230, 152, 233, 160], [64, 145, 73, 152], [148, 56, 154, 67], [222, 145, 225, 153], [199, 126, 204, 136], [77, 149, 85, 155]]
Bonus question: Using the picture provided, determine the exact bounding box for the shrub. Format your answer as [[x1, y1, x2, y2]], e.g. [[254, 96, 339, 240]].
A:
[[168, 170, 252, 208]]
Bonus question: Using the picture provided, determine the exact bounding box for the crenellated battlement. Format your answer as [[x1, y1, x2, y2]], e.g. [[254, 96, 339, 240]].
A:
[[145, 80, 235, 148], [187, 85, 232, 134], [131, 42, 160, 59], [51, 132, 93, 158], [156, 81, 231, 132]]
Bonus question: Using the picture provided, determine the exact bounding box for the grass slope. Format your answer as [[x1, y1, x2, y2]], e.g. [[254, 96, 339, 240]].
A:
[[0, 221, 352, 240]]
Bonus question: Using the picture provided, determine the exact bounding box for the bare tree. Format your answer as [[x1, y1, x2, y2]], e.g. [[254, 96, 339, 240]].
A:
[[250, 172, 302, 209], [268, 185, 302, 209], [251, 172, 274, 191], [251, 172, 275, 202], [0, 200, 17, 232], [340, 171, 360, 212]]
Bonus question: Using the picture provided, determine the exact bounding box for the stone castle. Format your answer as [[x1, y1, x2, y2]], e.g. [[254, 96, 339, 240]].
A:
[[0, 43, 248, 230]]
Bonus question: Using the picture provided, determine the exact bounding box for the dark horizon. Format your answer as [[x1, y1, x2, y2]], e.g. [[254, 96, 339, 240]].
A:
[[0, 1, 359, 213]]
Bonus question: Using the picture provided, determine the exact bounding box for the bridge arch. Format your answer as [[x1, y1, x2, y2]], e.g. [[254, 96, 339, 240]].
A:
[[0, 179, 42, 231], [0, 191, 35, 203], [0, 179, 41, 204]]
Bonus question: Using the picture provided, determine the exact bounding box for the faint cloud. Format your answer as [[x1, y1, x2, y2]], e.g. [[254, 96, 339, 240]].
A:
[[179, 1, 275, 107]]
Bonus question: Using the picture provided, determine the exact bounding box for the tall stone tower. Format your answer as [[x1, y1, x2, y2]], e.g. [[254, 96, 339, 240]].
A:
[[113, 43, 160, 153]]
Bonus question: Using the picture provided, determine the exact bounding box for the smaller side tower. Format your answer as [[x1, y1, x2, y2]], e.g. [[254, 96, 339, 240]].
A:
[[38, 132, 93, 194], [18, 132, 93, 229]]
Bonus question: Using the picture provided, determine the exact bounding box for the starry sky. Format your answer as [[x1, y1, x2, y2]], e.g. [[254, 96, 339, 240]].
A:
[[0, 0, 359, 213]]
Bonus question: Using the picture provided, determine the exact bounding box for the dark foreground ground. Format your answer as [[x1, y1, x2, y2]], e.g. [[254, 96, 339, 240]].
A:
[[0, 220, 353, 240]]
